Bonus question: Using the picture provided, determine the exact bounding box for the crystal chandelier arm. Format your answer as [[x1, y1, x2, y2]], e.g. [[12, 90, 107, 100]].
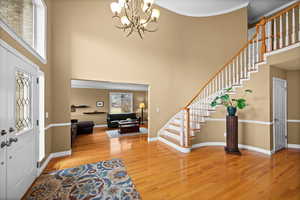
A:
[[143, 27, 158, 32], [126, 25, 135, 37], [140, 9, 153, 26], [138, 28, 144, 39], [124, 5, 134, 25]]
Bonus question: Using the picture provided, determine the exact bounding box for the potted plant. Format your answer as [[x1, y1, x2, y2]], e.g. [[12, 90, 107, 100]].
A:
[[210, 87, 252, 155], [210, 88, 252, 116]]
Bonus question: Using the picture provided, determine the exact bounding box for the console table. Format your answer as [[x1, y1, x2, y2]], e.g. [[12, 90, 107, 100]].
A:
[[118, 120, 140, 134]]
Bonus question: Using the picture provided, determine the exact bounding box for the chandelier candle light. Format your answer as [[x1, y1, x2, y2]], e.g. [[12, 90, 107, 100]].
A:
[[110, 0, 160, 39]]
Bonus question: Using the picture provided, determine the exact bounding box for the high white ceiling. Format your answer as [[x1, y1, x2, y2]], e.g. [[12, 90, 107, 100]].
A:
[[155, 0, 298, 23], [71, 80, 149, 91], [155, 0, 249, 17]]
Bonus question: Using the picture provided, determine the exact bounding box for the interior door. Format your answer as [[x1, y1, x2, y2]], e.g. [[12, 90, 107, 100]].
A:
[[5, 51, 38, 199], [0, 43, 8, 200], [273, 77, 287, 152]]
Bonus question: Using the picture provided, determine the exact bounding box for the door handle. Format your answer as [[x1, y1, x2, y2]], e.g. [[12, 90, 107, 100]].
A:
[[1, 130, 7, 136], [7, 138, 18, 147], [9, 127, 15, 133], [1, 141, 8, 148]]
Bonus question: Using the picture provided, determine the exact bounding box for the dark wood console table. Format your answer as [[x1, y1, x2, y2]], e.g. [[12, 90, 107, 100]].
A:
[[118, 120, 140, 134], [225, 116, 241, 155]]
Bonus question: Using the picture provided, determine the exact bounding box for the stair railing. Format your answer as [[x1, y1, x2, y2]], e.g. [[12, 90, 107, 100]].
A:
[[178, 2, 300, 148]]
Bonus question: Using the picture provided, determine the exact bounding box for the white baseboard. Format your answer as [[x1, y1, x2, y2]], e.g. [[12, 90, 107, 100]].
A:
[[37, 150, 72, 176], [158, 136, 191, 153], [192, 142, 272, 156], [51, 150, 72, 158], [148, 137, 158, 142], [37, 154, 52, 176], [288, 144, 300, 149]]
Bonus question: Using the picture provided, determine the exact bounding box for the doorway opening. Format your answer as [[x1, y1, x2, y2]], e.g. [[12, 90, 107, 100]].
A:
[[70, 79, 149, 146]]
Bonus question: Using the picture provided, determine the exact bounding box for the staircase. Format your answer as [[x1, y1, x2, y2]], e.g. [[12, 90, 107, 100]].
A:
[[158, 2, 300, 152]]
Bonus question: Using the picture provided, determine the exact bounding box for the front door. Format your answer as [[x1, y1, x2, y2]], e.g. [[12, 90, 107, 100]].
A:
[[0, 43, 8, 200], [273, 77, 287, 152], [0, 46, 38, 199]]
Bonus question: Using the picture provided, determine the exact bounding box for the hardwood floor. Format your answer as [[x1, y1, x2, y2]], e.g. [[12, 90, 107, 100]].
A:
[[46, 127, 300, 200]]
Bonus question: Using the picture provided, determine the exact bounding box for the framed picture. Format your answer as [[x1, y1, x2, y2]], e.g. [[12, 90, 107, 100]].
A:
[[96, 101, 104, 107]]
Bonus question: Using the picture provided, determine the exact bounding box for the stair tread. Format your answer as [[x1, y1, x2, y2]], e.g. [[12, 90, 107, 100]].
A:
[[168, 124, 201, 132], [160, 134, 181, 146], [174, 118, 205, 123], [165, 128, 180, 136]]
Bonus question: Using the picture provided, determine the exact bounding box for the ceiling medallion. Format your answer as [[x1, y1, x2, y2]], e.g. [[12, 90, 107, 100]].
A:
[[110, 0, 160, 39]]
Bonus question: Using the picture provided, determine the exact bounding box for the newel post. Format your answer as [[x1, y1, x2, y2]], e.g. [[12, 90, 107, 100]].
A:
[[259, 17, 267, 61], [184, 108, 191, 148]]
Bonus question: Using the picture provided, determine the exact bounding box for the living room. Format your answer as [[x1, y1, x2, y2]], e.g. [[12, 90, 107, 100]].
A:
[[70, 79, 149, 144]]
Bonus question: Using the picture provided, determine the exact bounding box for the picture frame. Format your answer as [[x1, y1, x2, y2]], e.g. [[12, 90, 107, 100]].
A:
[[96, 101, 104, 107]]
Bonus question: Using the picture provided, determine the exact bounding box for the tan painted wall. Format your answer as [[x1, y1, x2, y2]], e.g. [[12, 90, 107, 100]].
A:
[[287, 70, 300, 145], [51, 0, 247, 152], [70, 88, 148, 124], [193, 64, 272, 150], [0, 0, 53, 157]]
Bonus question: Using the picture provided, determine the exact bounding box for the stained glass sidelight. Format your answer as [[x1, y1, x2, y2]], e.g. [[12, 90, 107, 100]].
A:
[[16, 71, 32, 131]]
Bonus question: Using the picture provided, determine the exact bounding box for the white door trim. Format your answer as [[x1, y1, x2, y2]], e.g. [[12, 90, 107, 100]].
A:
[[272, 77, 288, 152]]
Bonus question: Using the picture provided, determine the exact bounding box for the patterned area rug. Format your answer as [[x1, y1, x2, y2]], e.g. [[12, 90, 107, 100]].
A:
[[24, 159, 141, 200], [106, 128, 148, 138]]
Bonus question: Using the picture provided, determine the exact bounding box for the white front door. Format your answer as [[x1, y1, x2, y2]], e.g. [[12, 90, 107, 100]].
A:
[[273, 77, 287, 152], [0, 44, 8, 200], [0, 46, 38, 199]]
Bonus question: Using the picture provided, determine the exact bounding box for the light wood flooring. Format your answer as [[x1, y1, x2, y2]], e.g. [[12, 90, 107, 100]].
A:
[[45, 127, 300, 200]]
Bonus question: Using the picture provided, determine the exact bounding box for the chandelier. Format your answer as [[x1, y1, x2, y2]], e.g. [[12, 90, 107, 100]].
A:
[[110, 0, 160, 39]]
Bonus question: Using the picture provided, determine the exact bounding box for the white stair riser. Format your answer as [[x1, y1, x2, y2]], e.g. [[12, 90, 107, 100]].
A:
[[163, 130, 181, 141], [168, 124, 181, 132]]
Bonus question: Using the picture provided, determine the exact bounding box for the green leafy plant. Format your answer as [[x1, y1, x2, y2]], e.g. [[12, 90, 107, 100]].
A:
[[210, 88, 252, 109]]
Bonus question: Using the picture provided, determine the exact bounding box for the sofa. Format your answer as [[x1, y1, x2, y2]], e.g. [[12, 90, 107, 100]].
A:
[[107, 113, 140, 128]]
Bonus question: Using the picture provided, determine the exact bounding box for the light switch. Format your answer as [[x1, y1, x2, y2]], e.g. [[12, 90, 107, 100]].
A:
[[45, 112, 49, 119], [156, 108, 160, 113]]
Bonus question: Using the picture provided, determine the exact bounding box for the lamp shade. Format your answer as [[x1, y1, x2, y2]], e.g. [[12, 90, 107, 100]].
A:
[[139, 102, 145, 109]]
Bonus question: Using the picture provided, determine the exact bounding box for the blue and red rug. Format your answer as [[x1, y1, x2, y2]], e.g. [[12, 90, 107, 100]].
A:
[[25, 159, 141, 200]]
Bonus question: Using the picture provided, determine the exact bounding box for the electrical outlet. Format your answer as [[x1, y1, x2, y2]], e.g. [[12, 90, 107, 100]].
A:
[[156, 108, 160, 113], [224, 132, 226, 137]]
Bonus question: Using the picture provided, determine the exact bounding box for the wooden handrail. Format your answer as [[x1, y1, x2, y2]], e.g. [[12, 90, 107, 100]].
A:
[[184, 1, 300, 109], [266, 2, 300, 22], [184, 33, 258, 108]]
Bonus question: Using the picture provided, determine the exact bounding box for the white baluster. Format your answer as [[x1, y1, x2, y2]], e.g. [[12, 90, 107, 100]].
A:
[[286, 11, 289, 46], [219, 73, 221, 91], [244, 49, 247, 79], [228, 64, 232, 88], [240, 52, 243, 79], [256, 35, 259, 64], [266, 20, 272, 52], [280, 15, 283, 48], [180, 110, 185, 146], [221, 71, 224, 90], [274, 18, 277, 50], [232, 60, 236, 85], [248, 45, 251, 72], [292, 8, 296, 44], [236, 56, 240, 84], [252, 38, 255, 69]]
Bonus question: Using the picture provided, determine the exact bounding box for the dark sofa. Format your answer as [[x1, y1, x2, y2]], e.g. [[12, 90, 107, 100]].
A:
[[107, 113, 140, 128]]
